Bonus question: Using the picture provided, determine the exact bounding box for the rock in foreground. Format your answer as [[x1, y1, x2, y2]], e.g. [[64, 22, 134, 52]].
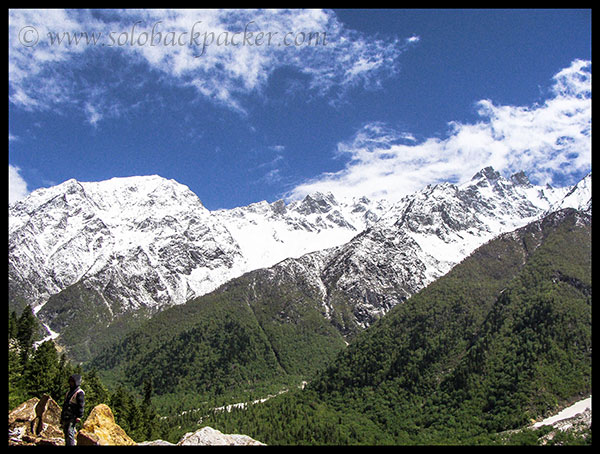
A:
[[76, 404, 136, 446], [177, 426, 265, 446], [8, 395, 64, 446]]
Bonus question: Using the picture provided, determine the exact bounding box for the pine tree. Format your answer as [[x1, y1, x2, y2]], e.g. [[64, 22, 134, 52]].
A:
[[9, 310, 19, 339], [23, 340, 59, 398], [110, 385, 142, 437], [141, 379, 158, 441], [109, 385, 131, 429], [52, 353, 74, 401], [16, 305, 37, 364], [8, 347, 26, 410]]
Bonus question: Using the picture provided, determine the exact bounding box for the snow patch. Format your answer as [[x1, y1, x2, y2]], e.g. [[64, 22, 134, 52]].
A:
[[533, 396, 592, 428]]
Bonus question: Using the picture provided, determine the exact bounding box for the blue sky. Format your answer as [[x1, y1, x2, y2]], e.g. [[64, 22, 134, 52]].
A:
[[9, 9, 591, 209]]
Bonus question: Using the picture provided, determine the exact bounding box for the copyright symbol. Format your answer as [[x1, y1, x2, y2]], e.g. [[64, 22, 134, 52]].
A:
[[18, 26, 39, 47]]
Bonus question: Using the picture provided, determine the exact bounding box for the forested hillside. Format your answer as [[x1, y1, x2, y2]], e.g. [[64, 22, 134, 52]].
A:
[[90, 266, 347, 410], [201, 208, 591, 444]]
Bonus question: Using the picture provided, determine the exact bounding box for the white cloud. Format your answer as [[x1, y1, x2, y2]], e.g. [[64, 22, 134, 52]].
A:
[[8, 9, 96, 110], [9, 9, 413, 119], [551, 58, 591, 98], [9, 165, 30, 204], [84, 102, 102, 126], [289, 60, 591, 201]]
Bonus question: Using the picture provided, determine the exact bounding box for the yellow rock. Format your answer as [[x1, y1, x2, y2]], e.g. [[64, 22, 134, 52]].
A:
[[76, 404, 136, 446]]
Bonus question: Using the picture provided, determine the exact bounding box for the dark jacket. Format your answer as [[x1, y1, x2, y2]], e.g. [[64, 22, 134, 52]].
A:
[[61, 374, 85, 422]]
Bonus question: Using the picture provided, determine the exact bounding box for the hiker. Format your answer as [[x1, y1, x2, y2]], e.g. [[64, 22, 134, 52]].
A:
[[60, 374, 85, 446]]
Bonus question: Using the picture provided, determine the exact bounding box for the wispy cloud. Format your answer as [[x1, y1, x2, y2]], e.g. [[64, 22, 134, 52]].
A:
[[84, 102, 102, 126], [252, 145, 287, 185], [288, 59, 591, 201], [9, 9, 95, 111], [9, 165, 30, 204], [9, 9, 414, 121]]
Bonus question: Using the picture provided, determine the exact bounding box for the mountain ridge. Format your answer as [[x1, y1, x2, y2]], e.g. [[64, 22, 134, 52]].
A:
[[8, 169, 591, 361]]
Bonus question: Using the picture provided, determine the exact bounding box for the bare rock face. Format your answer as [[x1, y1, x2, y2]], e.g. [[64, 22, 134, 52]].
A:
[[177, 426, 265, 446], [76, 404, 136, 446], [8, 395, 64, 446]]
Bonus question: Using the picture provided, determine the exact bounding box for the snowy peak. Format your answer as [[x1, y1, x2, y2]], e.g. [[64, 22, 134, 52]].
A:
[[212, 190, 388, 273], [78, 175, 207, 212], [509, 170, 532, 187], [548, 172, 591, 214], [471, 165, 502, 182], [9, 175, 208, 232], [469, 167, 536, 198], [295, 192, 338, 215]]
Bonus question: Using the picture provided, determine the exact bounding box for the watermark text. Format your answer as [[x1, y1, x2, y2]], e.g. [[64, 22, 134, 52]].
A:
[[17, 20, 329, 56]]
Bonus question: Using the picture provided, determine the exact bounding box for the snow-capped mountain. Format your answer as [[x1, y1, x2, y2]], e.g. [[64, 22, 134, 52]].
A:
[[9, 176, 241, 315], [256, 168, 591, 330], [8, 175, 386, 318], [547, 171, 592, 214], [8, 168, 590, 349]]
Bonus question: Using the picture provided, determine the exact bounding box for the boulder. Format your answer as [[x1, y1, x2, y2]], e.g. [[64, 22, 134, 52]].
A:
[[8, 395, 64, 446], [9, 397, 40, 445], [8, 397, 38, 426], [33, 394, 64, 439], [76, 404, 136, 446], [138, 439, 176, 446], [177, 426, 265, 446]]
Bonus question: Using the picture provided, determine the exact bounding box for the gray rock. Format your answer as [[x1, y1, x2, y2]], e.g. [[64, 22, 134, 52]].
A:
[[177, 426, 265, 446]]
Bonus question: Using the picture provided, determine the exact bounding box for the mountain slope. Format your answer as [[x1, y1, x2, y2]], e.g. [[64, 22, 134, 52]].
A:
[[90, 266, 347, 402], [88, 196, 590, 412], [245, 170, 589, 333], [305, 207, 591, 443], [198, 208, 590, 445], [9, 176, 384, 360]]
